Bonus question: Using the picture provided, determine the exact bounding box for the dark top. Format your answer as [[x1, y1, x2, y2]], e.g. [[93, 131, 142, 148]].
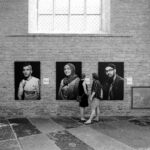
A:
[[78, 80, 88, 96], [78, 79, 88, 107], [91, 80, 102, 100], [103, 75, 124, 100]]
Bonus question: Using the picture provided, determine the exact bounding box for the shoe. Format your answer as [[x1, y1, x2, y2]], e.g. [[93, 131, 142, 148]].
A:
[[81, 118, 86, 121], [84, 120, 92, 125], [80, 118, 86, 123], [93, 118, 99, 122]]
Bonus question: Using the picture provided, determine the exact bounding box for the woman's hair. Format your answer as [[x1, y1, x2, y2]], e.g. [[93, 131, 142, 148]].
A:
[[92, 73, 99, 80], [81, 73, 86, 79], [64, 63, 76, 75]]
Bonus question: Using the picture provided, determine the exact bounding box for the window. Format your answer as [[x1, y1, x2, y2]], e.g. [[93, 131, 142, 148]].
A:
[[28, 0, 110, 34]]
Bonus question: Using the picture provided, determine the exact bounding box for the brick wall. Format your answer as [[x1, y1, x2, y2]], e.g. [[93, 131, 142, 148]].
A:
[[0, 0, 150, 118]]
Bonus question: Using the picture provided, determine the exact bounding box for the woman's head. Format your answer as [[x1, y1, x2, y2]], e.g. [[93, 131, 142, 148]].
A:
[[64, 63, 76, 76], [92, 73, 99, 80]]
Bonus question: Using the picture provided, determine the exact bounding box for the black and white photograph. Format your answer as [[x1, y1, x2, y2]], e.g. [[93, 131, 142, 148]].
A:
[[56, 62, 82, 100], [132, 86, 150, 109], [1, 0, 150, 149], [98, 62, 124, 100], [15, 61, 40, 100]]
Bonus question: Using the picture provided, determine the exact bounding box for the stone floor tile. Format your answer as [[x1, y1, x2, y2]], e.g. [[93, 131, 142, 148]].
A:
[[48, 130, 94, 150], [19, 134, 60, 150], [0, 139, 21, 150], [68, 126, 135, 150], [8, 118, 41, 138], [0, 118, 8, 124], [29, 118, 64, 133], [90, 119, 150, 149], [0, 119, 15, 141], [51, 116, 82, 129], [128, 117, 150, 126]]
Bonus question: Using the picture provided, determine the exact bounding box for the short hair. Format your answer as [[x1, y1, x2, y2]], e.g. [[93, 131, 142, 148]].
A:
[[92, 73, 99, 80], [106, 63, 116, 69], [23, 62, 32, 70]]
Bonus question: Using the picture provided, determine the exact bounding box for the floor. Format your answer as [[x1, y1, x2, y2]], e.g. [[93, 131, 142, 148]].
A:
[[0, 116, 150, 150]]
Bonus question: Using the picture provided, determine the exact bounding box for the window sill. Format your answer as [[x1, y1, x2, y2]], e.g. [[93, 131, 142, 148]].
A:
[[7, 33, 133, 38]]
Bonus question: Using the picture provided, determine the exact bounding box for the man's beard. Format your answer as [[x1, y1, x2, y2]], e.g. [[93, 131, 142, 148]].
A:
[[107, 75, 114, 84]]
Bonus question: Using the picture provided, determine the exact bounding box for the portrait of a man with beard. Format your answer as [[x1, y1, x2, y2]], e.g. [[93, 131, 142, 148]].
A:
[[99, 63, 124, 100]]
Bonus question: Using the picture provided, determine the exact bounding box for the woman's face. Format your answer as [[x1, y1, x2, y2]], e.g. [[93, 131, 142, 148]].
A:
[[64, 65, 72, 76]]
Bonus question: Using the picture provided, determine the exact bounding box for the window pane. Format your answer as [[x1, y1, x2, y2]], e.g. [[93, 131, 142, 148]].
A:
[[38, 0, 53, 14], [54, 15, 68, 32], [70, 0, 84, 14], [86, 15, 100, 32], [38, 16, 53, 32], [55, 0, 69, 14], [86, 0, 101, 14], [70, 16, 85, 32]]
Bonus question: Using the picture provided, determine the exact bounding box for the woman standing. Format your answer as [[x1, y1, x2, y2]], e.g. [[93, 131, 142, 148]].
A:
[[58, 63, 80, 100], [78, 73, 89, 121], [85, 73, 103, 124]]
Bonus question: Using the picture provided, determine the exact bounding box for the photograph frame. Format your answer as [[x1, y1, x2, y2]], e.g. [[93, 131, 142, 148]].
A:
[[14, 61, 41, 100], [131, 86, 150, 109], [56, 61, 82, 100], [98, 62, 124, 101]]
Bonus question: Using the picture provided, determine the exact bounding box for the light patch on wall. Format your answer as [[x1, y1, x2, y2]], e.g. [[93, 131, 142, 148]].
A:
[[43, 78, 50, 85], [126, 77, 133, 85]]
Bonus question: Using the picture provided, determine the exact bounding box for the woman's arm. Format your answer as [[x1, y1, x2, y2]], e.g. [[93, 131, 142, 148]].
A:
[[90, 91, 95, 101], [100, 88, 103, 99], [83, 81, 88, 95]]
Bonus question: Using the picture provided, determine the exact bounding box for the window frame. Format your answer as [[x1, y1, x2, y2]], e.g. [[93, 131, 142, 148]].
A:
[[28, 0, 110, 34]]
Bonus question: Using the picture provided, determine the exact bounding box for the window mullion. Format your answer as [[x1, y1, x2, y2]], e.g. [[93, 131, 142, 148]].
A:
[[37, 0, 39, 32], [100, 0, 102, 31], [68, 0, 71, 32], [84, 0, 87, 32], [53, 0, 55, 31]]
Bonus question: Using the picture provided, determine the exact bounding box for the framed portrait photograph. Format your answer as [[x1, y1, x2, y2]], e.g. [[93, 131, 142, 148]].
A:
[[131, 86, 150, 109], [56, 62, 82, 100], [14, 61, 41, 100], [98, 62, 124, 100]]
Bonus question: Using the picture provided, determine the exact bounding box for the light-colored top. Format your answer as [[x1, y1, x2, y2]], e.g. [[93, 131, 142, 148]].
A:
[[18, 76, 40, 100]]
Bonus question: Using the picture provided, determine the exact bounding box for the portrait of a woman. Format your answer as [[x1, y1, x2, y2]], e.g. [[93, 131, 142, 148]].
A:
[[57, 63, 80, 100]]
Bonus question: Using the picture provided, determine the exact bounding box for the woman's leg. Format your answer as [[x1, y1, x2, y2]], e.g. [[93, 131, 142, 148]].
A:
[[95, 106, 100, 121], [94, 99, 100, 121], [85, 100, 96, 124], [85, 109, 96, 124], [80, 107, 86, 120]]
